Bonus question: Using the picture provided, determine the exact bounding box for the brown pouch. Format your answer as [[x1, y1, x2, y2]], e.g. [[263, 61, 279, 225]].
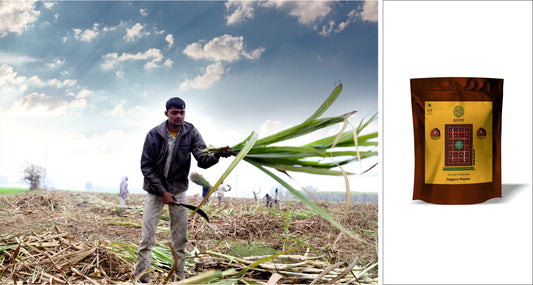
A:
[[411, 77, 503, 204]]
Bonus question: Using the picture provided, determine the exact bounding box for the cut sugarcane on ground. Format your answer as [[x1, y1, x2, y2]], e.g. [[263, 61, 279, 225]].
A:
[[1, 190, 377, 284]]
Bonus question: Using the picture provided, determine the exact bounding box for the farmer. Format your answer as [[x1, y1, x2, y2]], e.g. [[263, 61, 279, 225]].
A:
[[215, 182, 231, 205], [134, 97, 231, 282], [264, 193, 272, 207], [119, 176, 128, 206], [202, 185, 210, 202], [274, 188, 280, 209]]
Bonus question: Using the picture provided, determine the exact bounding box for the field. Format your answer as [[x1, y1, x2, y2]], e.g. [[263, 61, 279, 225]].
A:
[[0, 190, 377, 284]]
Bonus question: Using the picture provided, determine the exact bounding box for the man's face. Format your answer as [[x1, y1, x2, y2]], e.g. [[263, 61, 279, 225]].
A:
[[165, 107, 185, 129]]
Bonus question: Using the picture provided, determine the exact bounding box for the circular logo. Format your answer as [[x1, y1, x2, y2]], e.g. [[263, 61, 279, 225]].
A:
[[430, 128, 440, 138], [454, 140, 464, 150], [453, 106, 464, 118]]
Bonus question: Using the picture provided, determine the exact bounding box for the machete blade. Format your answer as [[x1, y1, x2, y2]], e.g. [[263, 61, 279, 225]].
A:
[[174, 202, 209, 223]]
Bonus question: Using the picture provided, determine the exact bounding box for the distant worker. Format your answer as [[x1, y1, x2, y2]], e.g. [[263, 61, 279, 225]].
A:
[[253, 189, 261, 202], [119, 176, 128, 206], [264, 193, 272, 207], [202, 185, 210, 202], [274, 188, 280, 209], [216, 182, 231, 205]]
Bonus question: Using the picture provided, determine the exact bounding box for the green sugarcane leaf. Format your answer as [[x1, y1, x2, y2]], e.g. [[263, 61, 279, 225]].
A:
[[253, 116, 345, 147], [356, 112, 378, 134], [245, 146, 329, 158], [244, 158, 353, 175], [304, 83, 343, 123], [306, 131, 378, 149], [244, 156, 355, 169]]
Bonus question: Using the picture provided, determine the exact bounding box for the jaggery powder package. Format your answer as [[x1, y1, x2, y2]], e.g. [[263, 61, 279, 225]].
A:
[[411, 77, 503, 204]]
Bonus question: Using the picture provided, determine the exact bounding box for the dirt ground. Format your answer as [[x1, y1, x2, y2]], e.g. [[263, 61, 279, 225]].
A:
[[1, 190, 378, 283]]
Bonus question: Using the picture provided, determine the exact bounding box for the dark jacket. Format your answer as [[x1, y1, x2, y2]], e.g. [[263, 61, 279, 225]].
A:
[[141, 120, 219, 196]]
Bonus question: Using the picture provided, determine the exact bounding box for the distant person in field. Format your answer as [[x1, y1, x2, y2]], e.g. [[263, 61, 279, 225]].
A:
[[119, 176, 128, 206], [274, 188, 280, 209], [202, 185, 210, 202], [135, 97, 231, 282], [264, 193, 272, 207], [216, 182, 231, 205], [253, 190, 260, 202]]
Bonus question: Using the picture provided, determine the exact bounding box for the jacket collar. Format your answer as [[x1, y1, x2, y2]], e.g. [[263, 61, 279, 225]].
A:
[[155, 120, 191, 138]]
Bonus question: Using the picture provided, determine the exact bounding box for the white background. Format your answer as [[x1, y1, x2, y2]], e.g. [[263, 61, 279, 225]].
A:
[[381, 1, 532, 284]]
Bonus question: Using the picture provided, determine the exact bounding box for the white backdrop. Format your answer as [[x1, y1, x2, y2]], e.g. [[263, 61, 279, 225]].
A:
[[381, 1, 532, 284]]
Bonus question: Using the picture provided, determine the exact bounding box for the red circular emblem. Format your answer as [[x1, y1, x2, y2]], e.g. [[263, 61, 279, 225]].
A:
[[430, 128, 440, 137], [477, 128, 486, 136]]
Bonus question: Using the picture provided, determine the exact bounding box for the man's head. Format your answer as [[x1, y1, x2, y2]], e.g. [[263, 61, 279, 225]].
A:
[[165, 97, 186, 130], [166, 97, 186, 111]]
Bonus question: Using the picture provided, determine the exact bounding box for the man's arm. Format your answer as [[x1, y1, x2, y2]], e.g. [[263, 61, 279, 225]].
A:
[[191, 128, 231, 168], [140, 132, 168, 197]]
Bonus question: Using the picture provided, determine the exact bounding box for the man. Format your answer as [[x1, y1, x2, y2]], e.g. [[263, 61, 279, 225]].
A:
[[264, 193, 272, 207], [273, 188, 280, 210], [215, 182, 231, 205], [202, 185, 210, 202], [135, 97, 231, 282], [119, 176, 128, 206]]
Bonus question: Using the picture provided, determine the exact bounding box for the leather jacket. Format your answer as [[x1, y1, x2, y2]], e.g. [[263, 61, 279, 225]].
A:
[[140, 120, 219, 196]]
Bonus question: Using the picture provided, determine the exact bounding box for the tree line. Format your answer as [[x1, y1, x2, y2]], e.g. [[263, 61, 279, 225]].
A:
[[276, 187, 378, 203]]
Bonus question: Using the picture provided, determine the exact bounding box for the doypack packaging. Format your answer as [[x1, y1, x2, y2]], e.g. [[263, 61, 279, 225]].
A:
[[411, 77, 503, 204]]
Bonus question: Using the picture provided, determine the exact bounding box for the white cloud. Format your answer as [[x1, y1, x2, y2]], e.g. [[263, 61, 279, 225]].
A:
[[259, 120, 286, 137], [360, 1, 378, 22], [319, 20, 335, 37], [71, 21, 123, 42], [243, 1, 376, 37], [76, 89, 93, 98], [183, 34, 264, 62], [47, 58, 65, 68], [43, 2, 55, 10], [1, 64, 91, 116], [165, 34, 174, 48], [105, 100, 145, 117], [73, 23, 100, 42], [140, 8, 149, 17], [225, 0, 254, 25], [28, 75, 44, 87], [101, 48, 164, 70], [0, 1, 40, 37], [124, 23, 150, 42], [163, 59, 173, 67], [9, 92, 87, 116], [0, 64, 25, 86], [179, 62, 226, 90], [260, 1, 331, 26], [47, 78, 77, 88], [319, 1, 378, 37], [0, 64, 82, 107], [116, 70, 124, 79], [0, 51, 39, 65]]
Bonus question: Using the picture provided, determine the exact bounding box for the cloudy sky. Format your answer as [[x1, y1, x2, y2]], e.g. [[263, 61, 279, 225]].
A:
[[0, 0, 378, 197]]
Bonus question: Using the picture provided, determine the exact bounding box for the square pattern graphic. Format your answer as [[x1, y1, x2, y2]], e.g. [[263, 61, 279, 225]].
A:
[[445, 124, 473, 167]]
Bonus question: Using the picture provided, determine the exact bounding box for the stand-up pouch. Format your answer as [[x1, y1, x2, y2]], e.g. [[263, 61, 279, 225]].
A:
[[411, 77, 503, 204]]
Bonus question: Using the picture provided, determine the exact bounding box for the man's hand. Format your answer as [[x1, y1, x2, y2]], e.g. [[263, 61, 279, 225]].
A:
[[161, 191, 176, 204], [215, 146, 232, 158]]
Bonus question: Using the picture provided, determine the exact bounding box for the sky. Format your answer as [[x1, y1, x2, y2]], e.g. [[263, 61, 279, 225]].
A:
[[0, 0, 379, 198]]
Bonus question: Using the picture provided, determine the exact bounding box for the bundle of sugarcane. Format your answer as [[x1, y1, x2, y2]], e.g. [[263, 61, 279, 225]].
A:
[[199, 83, 377, 241], [204, 83, 377, 177], [189, 172, 211, 187]]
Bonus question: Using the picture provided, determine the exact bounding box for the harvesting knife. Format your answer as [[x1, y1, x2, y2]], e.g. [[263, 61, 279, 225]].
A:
[[173, 201, 209, 222]]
